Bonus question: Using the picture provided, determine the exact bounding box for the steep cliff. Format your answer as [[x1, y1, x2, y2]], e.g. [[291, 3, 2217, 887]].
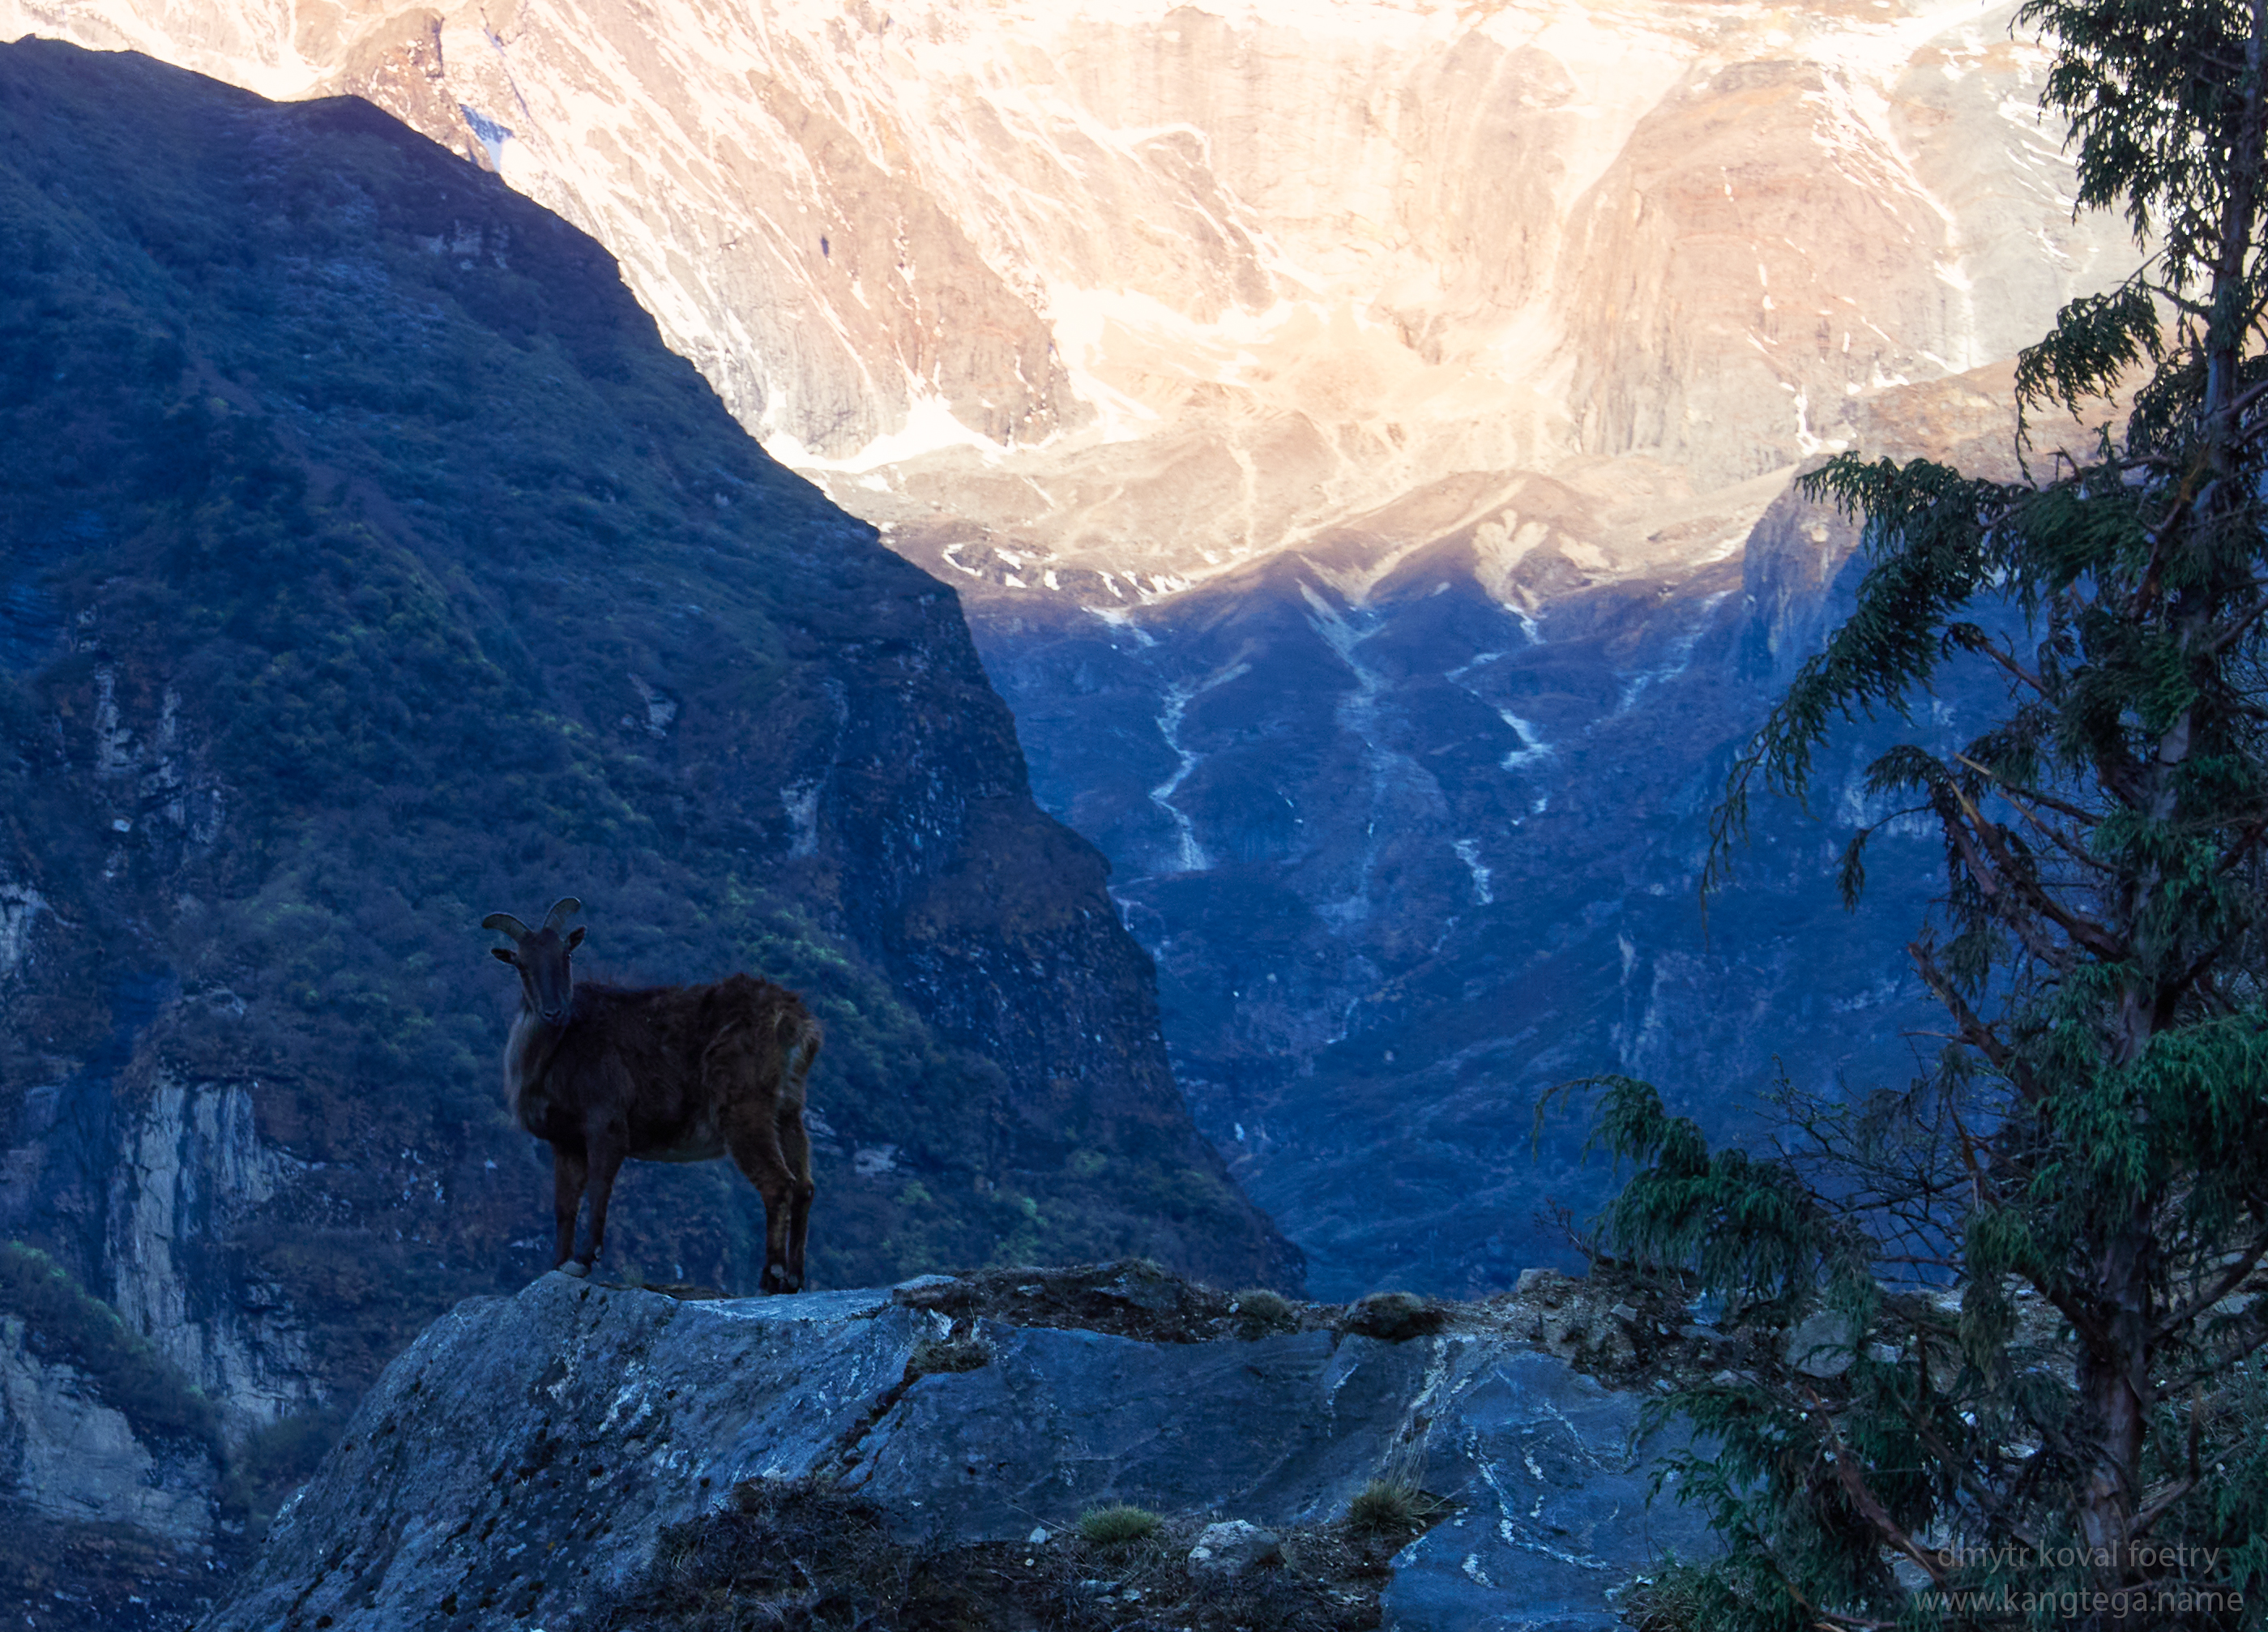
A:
[[0, 1245, 227, 1629], [0, 41, 1296, 1609]]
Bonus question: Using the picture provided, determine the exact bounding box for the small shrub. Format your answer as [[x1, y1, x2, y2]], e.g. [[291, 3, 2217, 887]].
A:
[[1345, 1478, 1448, 1539], [1616, 1564, 1716, 1632], [1345, 1480, 1416, 1536], [1232, 1288, 1296, 1327], [219, 1403, 350, 1536], [592, 1479, 898, 1629], [1076, 1502, 1160, 1544]]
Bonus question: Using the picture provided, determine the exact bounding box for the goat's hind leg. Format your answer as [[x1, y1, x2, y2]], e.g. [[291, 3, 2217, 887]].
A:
[[778, 1106, 815, 1292], [711, 1019, 802, 1293], [724, 1111, 800, 1294], [551, 1143, 589, 1276]]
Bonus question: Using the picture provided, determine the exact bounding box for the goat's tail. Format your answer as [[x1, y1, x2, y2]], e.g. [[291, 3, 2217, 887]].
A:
[[777, 1005, 822, 1096]]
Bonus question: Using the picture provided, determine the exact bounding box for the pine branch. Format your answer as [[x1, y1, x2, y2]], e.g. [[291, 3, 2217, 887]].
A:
[[2153, 1234, 2268, 1343]]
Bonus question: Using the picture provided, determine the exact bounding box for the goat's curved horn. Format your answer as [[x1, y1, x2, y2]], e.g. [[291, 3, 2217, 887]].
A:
[[481, 912, 531, 942], [544, 898, 583, 933]]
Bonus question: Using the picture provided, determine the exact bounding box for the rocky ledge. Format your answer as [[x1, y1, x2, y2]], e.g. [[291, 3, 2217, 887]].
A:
[[202, 1263, 1706, 1631]]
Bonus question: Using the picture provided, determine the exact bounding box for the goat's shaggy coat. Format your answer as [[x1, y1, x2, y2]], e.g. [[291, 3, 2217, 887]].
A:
[[486, 901, 820, 1292]]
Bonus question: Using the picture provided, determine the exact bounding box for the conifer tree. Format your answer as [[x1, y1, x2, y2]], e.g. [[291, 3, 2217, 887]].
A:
[[1575, 1, 2268, 1626]]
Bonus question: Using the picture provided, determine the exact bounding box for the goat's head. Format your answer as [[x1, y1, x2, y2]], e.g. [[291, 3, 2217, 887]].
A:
[[483, 898, 585, 1023]]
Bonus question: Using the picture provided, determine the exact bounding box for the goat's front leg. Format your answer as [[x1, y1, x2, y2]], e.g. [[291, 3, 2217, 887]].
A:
[[551, 1143, 588, 1275], [579, 1131, 628, 1276]]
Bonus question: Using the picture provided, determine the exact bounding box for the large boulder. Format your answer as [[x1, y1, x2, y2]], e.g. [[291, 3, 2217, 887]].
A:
[[203, 1271, 1706, 1631]]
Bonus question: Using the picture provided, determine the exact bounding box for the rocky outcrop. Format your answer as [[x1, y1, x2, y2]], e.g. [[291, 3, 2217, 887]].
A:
[[104, 1073, 318, 1436], [205, 1268, 1702, 1632], [0, 865, 42, 980], [0, 1315, 211, 1540], [0, 1244, 237, 1631]]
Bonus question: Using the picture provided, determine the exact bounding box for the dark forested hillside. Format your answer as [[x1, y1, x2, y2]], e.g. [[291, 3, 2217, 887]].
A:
[[0, 39, 1294, 1586]]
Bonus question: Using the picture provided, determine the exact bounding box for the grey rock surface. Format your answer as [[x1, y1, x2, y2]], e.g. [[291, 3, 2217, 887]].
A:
[[1786, 1309, 1859, 1379], [1382, 1349, 1700, 1632], [1187, 1519, 1282, 1579], [202, 1273, 1706, 1632], [210, 1277, 913, 1630], [848, 1322, 1435, 1537], [0, 1314, 213, 1540]]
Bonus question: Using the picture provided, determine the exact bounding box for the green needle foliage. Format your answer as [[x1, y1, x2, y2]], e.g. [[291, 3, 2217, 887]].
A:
[[1577, 2, 2268, 1626]]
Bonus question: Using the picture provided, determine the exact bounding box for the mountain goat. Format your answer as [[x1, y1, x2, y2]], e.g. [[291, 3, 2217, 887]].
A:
[[483, 899, 820, 1292]]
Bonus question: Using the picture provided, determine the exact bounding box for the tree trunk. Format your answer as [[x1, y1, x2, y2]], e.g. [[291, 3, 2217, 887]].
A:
[[2077, 1203, 2153, 1559]]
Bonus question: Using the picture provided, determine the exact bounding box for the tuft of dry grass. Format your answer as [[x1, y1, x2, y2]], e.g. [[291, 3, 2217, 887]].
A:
[[1616, 1565, 1717, 1632], [905, 1334, 992, 1379], [1230, 1287, 1300, 1335], [1346, 1480, 1430, 1537], [1075, 1502, 1161, 1544], [1346, 1435, 1451, 1541]]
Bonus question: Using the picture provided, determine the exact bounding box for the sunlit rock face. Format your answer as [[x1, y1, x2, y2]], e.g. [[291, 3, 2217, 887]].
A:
[[6, 0, 2124, 556], [4, 0, 2140, 1292]]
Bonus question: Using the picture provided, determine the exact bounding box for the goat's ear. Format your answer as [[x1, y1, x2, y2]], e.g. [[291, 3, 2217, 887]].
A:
[[490, 946, 516, 964], [566, 926, 586, 951]]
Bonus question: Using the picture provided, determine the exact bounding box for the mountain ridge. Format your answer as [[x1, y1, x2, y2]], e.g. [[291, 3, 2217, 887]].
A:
[[6, 0, 2133, 588]]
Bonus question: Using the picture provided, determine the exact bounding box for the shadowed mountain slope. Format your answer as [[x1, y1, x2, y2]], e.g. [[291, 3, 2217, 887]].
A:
[[0, 39, 1294, 1574]]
